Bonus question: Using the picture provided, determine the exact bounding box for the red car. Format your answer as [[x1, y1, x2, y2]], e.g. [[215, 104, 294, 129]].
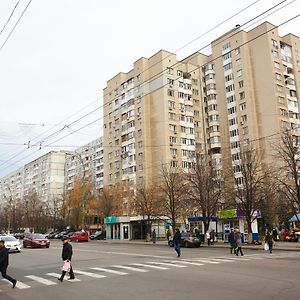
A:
[[69, 231, 89, 242], [23, 233, 50, 248]]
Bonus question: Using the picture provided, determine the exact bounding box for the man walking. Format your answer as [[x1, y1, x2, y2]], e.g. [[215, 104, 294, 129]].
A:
[[265, 231, 274, 254], [173, 228, 182, 257], [0, 240, 17, 288], [228, 228, 236, 254], [152, 229, 157, 244], [58, 237, 75, 282]]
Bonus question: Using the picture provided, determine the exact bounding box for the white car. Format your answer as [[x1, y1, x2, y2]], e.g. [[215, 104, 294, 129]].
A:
[[0, 235, 21, 252]]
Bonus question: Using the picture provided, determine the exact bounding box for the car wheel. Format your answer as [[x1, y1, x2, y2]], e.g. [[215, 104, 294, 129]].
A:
[[46, 245, 50, 248], [184, 241, 189, 248]]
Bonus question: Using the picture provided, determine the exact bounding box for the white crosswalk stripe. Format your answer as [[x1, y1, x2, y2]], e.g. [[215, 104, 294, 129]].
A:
[[193, 259, 220, 264], [46, 273, 81, 282], [15, 280, 31, 289], [25, 275, 57, 286], [112, 265, 149, 272], [91, 267, 128, 275], [131, 263, 169, 270], [75, 270, 106, 279], [147, 261, 186, 268], [209, 258, 235, 262], [221, 257, 250, 261], [168, 260, 204, 266]]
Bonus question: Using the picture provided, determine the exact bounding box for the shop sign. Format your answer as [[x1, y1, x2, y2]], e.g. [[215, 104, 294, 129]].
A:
[[218, 209, 237, 219], [105, 215, 117, 224]]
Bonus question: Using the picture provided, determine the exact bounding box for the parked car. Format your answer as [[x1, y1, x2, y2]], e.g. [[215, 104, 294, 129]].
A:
[[168, 232, 201, 248], [46, 231, 60, 239], [0, 235, 21, 252], [90, 231, 105, 240], [69, 231, 89, 242], [23, 233, 50, 248], [14, 232, 25, 240]]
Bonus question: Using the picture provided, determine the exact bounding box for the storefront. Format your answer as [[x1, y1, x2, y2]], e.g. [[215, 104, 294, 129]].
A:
[[218, 209, 259, 242], [104, 215, 168, 240]]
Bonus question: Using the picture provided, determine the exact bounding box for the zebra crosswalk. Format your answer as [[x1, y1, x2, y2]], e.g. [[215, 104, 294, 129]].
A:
[[0, 252, 298, 292]]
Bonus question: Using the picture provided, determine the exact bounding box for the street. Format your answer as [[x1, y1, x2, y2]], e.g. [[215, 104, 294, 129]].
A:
[[0, 240, 299, 300]]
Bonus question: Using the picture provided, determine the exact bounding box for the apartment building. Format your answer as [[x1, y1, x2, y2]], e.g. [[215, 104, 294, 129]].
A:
[[103, 50, 211, 188], [65, 137, 104, 191], [0, 151, 66, 206], [103, 21, 299, 188]]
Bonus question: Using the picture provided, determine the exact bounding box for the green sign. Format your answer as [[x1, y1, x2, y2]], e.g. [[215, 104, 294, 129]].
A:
[[218, 209, 237, 219], [105, 215, 117, 224]]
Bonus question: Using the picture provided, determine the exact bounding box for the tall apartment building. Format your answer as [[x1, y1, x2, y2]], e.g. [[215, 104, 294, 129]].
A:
[[65, 137, 104, 191], [103, 50, 210, 188], [0, 151, 66, 205], [103, 21, 300, 188]]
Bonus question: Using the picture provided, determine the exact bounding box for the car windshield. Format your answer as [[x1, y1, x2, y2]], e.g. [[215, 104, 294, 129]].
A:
[[32, 234, 45, 239], [181, 233, 192, 238], [0, 236, 17, 242]]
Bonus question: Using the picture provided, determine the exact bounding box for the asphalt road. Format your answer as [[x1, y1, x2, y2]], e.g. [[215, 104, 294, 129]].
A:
[[1, 240, 299, 300]]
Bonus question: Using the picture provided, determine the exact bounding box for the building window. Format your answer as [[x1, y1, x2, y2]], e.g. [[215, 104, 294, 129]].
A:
[[278, 96, 285, 104], [274, 61, 280, 69], [225, 73, 234, 82], [236, 47, 240, 55], [222, 42, 230, 50], [223, 63, 232, 71], [277, 84, 283, 92], [223, 52, 231, 60], [272, 50, 278, 58], [275, 73, 282, 81], [237, 69, 243, 77], [167, 67, 174, 75], [226, 84, 235, 93], [167, 89, 174, 97], [240, 102, 246, 110], [238, 80, 244, 88], [177, 70, 183, 77], [239, 92, 245, 100], [167, 78, 174, 85], [227, 95, 236, 103], [236, 58, 241, 66]]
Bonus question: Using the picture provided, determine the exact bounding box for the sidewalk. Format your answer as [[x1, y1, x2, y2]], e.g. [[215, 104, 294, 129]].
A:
[[101, 239, 300, 252]]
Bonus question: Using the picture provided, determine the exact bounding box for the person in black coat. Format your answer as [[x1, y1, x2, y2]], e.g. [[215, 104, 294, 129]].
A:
[[228, 228, 236, 254], [173, 228, 182, 257], [0, 240, 17, 288], [58, 237, 75, 282]]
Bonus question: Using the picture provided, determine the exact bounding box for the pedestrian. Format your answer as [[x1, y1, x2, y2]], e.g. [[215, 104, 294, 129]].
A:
[[210, 229, 215, 245], [265, 231, 274, 254], [0, 240, 17, 288], [272, 228, 278, 241], [206, 230, 211, 246], [173, 228, 182, 257], [234, 228, 244, 256], [152, 229, 157, 244], [166, 228, 171, 241], [228, 228, 236, 254], [58, 237, 75, 282]]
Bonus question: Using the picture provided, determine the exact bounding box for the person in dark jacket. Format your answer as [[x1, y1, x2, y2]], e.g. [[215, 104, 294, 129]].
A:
[[265, 231, 274, 254], [152, 229, 157, 244], [173, 228, 182, 257], [58, 237, 75, 282], [0, 240, 17, 288], [228, 228, 236, 254]]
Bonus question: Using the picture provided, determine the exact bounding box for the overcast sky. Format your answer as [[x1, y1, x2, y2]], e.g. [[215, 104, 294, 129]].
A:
[[0, 0, 299, 177]]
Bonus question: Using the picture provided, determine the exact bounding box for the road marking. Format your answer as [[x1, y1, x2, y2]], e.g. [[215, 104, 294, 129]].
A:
[[221, 257, 250, 261], [75, 270, 106, 278], [112, 265, 149, 272], [209, 258, 234, 262], [147, 261, 186, 268], [25, 275, 57, 286], [91, 267, 128, 275], [131, 263, 169, 270], [168, 260, 204, 266], [46, 273, 81, 282], [15, 281, 31, 289], [192, 259, 220, 264]]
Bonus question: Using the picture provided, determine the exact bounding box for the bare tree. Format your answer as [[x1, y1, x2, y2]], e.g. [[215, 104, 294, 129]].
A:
[[158, 164, 188, 230], [273, 132, 300, 221], [129, 184, 160, 235], [186, 153, 222, 233], [227, 147, 269, 242]]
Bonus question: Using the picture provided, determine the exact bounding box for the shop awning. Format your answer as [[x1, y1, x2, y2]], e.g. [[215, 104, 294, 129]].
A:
[[289, 214, 300, 222]]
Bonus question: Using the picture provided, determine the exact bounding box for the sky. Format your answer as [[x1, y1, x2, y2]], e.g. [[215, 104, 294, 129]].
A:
[[0, 0, 299, 177]]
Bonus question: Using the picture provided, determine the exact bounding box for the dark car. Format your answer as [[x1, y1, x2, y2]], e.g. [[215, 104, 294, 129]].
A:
[[90, 231, 105, 240], [47, 231, 60, 239], [14, 233, 25, 240], [23, 233, 50, 248], [168, 232, 201, 248]]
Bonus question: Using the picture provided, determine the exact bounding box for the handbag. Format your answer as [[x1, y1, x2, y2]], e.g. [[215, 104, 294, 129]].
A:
[[264, 243, 269, 251], [62, 260, 71, 272]]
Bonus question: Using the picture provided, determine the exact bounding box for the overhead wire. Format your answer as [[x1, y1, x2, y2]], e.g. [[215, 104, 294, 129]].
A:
[[0, 0, 21, 38], [0, 1, 296, 173], [0, 0, 263, 169]]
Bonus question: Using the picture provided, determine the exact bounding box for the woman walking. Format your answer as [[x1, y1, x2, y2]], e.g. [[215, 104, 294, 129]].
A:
[[265, 231, 274, 254], [234, 228, 244, 256]]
